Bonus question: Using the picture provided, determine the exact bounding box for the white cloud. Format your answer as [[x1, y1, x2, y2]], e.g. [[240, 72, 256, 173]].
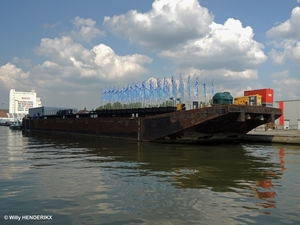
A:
[[71, 17, 105, 42], [268, 41, 300, 64], [34, 35, 153, 82], [272, 78, 300, 100], [160, 18, 267, 72], [0, 16, 153, 108], [263, 70, 300, 100], [0, 63, 30, 89], [35, 36, 95, 66], [267, 7, 300, 64], [92, 44, 152, 80], [104, 0, 266, 80], [103, 0, 214, 49], [33, 36, 152, 89], [12, 57, 32, 68], [270, 70, 290, 79], [267, 7, 300, 39], [43, 22, 61, 29]]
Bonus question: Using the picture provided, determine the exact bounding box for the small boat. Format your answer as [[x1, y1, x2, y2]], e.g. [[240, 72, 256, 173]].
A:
[[0, 121, 11, 126], [9, 120, 22, 130]]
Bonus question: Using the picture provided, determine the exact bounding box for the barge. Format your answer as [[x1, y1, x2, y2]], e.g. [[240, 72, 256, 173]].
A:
[[22, 105, 282, 144]]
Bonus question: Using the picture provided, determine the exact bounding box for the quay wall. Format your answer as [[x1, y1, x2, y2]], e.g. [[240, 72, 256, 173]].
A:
[[241, 130, 300, 144]]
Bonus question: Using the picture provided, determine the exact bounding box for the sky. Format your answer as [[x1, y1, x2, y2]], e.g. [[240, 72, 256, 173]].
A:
[[1, 0, 300, 110]]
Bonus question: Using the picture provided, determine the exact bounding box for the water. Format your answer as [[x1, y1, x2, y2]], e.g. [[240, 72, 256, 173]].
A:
[[1, 126, 299, 225]]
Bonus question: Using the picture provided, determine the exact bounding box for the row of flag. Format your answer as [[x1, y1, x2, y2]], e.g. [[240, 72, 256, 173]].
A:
[[101, 75, 215, 105]]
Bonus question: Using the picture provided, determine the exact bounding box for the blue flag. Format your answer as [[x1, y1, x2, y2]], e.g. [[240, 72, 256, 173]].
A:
[[171, 75, 177, 98], [194, 77, 198, 98], [187, 75, 191, 97], [179, 74, 184, 100]]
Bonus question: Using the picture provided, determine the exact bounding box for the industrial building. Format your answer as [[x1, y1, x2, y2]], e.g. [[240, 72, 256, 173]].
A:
[[275, 100, 300, 130], [244, 88, 300, 130], [9, 89, 42, 114], [0, 89, 42, 123]]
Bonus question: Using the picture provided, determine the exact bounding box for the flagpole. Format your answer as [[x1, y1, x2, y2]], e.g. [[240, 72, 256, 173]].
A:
[[203, 78, 207, 106]]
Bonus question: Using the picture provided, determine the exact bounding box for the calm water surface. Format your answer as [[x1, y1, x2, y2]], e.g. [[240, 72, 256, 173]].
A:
[[0, 126, 299, 224]]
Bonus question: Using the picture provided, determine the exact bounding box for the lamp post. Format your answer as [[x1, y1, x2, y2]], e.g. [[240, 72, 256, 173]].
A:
[[170, 97, 175, 107]]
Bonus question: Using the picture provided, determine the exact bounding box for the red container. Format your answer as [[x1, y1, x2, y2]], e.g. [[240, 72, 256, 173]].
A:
[[244, 88, 274, 104]]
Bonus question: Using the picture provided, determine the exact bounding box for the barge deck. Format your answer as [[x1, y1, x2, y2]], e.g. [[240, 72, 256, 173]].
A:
[[22, 105, 282, 144]]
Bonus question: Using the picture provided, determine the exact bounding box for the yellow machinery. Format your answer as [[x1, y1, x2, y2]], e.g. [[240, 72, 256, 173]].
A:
[[234, 94, 262, 106], [176, 103, 186, 110]]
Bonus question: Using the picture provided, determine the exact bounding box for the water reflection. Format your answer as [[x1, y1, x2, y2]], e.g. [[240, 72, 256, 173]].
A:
[[0, 127, 30, 181], [23, 132, 284, 197], [1, 129, 298, 224]]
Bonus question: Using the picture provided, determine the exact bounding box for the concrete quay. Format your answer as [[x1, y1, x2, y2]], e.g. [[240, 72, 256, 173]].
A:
[[241, 129, 300, 144]]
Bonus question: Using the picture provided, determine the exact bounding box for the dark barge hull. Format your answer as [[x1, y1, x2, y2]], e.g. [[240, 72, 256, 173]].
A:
[[22, 105, 282, 143]]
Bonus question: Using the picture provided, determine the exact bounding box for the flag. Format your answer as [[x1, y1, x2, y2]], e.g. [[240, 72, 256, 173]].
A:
[[171, 75, 177, 98], [187, 75, 191, 97], [165, 79, 170, 99], [179, 74, 184, 100], [194, 77, 198, 98]]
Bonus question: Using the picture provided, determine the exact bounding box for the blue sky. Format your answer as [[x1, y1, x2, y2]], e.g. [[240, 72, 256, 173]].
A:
[[1, 0, 300, 109]]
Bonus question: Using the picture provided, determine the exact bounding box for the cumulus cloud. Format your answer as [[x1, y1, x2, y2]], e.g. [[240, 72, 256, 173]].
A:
[[12, 57, 32, 68], [267, 7, 300, 39], [35, 36, 95, 66], [104, 0, 266, 81], [33, 36, 152, 89], [92, 44, 152, 80], [103, 0, 214, 49], [0, 2, 272, 107], [0, 16, 153, 108], [268, 41, 300, 64], [160, 18, 267, 72], [71, 17, 105, 42], [0, 63, 30, 88], [267, 7, 300, 64]]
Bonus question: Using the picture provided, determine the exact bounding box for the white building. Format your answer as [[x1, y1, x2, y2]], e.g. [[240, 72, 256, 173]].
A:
[[9, 89, 42, 114]]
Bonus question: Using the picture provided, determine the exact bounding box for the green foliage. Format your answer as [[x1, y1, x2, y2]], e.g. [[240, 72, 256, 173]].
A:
[[97, 100, 175, 110]]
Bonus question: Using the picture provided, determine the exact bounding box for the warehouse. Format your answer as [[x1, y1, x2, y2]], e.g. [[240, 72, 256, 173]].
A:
[[242, 89, 300, 130], [275, 100, 300, 130]]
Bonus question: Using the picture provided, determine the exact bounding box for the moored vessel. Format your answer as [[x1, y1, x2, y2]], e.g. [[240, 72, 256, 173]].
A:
[[22, 104, 281, 143]]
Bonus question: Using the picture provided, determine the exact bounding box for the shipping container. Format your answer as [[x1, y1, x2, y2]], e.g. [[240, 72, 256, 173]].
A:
[[244, 88, 274, 106], [29, 106, 78, 117], [234, 95, 262, 106]]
